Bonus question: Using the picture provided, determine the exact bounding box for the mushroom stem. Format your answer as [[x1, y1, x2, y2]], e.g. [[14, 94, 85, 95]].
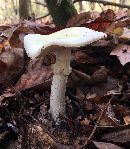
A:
[[50, 48, 71, 121], [50, 74, 68, 121]]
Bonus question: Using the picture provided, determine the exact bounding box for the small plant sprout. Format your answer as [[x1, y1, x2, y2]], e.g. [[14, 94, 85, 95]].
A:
[[24, 27, 106, 122]]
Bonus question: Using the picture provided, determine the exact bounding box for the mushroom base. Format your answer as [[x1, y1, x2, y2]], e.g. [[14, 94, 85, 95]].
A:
[[50, 74, 68, 122]]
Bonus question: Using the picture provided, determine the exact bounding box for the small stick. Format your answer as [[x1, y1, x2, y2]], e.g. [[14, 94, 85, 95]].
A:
[[83, 96, 114, 147]]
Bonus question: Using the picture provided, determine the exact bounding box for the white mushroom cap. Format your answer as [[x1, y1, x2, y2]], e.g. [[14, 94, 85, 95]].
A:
[[24, 27, 107, 59]]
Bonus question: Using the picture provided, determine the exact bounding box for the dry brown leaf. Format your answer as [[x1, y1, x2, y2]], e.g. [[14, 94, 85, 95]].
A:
[[87, 76, 121, 97], [91, 66, 108, 84], [33, 125, 56, 147], [15, 58, 53, 91], [93, 141, 124, 149], [110, 44, 130, 66], [0, 25, 10, 34], [1, 26, 19, 39], [119, 27, 130, 39], [74, 51, 92, 63], [67, 12, 91, 27], [101, 129, 130, 143]]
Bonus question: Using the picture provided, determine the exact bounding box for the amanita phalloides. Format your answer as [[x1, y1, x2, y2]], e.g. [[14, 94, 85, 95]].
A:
[[24, 27, 106, 122]]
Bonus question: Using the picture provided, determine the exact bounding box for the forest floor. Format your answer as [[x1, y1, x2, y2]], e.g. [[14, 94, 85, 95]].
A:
[[0, 11, 130, 149]]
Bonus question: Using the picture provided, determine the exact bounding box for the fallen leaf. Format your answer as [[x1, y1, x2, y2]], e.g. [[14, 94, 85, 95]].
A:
[[93, 141, 124, 149], [119, 27, 130, 39], [67, 12, 91, 27], [81, 16, 112, 32], [87, 76, 120, 97], [33, 125, 56, 147], [112, 27, 124, 36], [81, 9, 115, 32], [91, 66, 108, 85], [101, 129, 130, 143], [110, 44, 130, 65], [15, 58, 53, 91], [1, 26, 20, 39], [74, 51, 93, 64]]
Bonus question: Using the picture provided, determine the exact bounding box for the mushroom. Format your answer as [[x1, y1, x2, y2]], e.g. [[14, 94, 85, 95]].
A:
[[24, 27, 106, 122]]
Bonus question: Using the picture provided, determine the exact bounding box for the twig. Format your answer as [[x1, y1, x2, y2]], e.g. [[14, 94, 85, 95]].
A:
[[83, 96, 114, 147], [35, 13, 50, 20], [74, 0, 130, 9], [31, 1, 47, 7]]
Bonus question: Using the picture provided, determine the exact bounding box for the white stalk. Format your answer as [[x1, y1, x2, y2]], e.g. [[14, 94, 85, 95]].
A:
[[50, 49, 71, 121], [50, 74, 68, 121]]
